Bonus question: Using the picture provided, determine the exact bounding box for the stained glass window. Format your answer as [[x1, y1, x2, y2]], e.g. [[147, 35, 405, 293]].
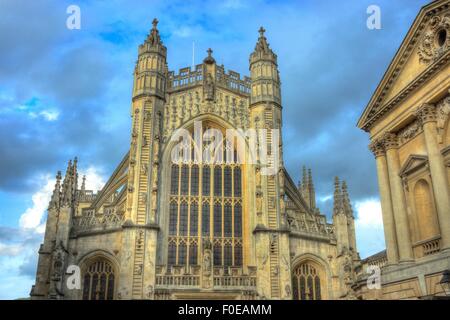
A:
[[82, 259, 115, 300], [293, 262, 322, 300], [168, 127, 244, 267]]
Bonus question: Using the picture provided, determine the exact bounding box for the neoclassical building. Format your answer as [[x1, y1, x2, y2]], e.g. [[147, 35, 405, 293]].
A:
[[356, 0, 450, 299], [30, 21, 360, 300]]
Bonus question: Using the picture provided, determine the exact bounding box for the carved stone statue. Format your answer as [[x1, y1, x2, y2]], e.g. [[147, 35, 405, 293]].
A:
[[204, 73, 215, 101]]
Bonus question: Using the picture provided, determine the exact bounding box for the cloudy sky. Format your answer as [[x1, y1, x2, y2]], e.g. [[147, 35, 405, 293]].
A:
[[0, 0, 431, 299]]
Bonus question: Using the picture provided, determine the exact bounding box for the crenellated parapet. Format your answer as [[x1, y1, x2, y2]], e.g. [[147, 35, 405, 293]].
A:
[[168, 64, 250, 96]]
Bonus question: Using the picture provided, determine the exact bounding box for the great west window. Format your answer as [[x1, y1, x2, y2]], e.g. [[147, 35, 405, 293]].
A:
[[168, 130, 243, 267]]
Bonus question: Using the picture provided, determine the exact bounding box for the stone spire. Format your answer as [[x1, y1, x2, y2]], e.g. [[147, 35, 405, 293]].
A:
[[60, 158, 79, 207], [250, 26, 277, 63], [254, 27, 272, 55], [308, 168, 316, 209], [333, 177, 343, 216], [249, 26, 280, 107], [301, 166, 307, 190], [49, 171, 62, 209], [61, 160, 72, 207], [81, 175, 86, 192], [341, 180, 353, 218], [147, 18, 162, 46], [139, 17, 167, 57]]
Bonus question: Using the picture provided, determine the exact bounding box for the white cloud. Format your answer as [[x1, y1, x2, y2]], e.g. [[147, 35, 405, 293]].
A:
[[18, 166, 105, 233], [354, 198, 386, 259], [19, 174, 54, 231], [39, 110, 59, 121], [0, 243, 24, 257], [82, 166, 106, 192]]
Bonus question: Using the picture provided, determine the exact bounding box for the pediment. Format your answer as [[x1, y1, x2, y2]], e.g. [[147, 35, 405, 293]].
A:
[[358, 0, 450, 132], [399, 154, 428, 177]]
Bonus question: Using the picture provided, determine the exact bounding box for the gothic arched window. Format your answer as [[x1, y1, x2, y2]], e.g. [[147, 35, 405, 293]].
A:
[[167, 126, 243, 267], [292, 262, 323, 300], [82, 259, 115, 300]]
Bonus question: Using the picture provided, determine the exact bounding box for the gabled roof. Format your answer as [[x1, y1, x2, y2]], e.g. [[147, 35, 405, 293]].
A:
[[357, 0, 450, 132]]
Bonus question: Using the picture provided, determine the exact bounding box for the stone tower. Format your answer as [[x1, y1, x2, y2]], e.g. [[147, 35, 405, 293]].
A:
[[249, 27, 292, 299], [121, 18, 167, 299]]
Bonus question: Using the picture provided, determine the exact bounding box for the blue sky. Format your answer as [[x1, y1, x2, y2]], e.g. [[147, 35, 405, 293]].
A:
[[0, 0, 431, 299]]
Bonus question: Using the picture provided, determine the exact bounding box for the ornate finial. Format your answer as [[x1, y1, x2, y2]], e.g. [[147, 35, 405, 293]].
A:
[[334, 176, 340, 188], [341, 180, 353, 217], [81, 175, 86, 192], [146, 18, 162, 47], [333, 177, 342, 216], [203, 48, 215, 64], [49, 171, 62, 209], [301, 166, 307, 188], [152, 18, 159, 29], [308, 168, 313, 186], [252, 26, 272, 56], [342, 180, 347, 192], [259, 26, 266, 37]]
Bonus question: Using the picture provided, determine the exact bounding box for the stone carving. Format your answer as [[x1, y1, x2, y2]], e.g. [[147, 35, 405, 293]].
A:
[[380, 132, 398, 150], [437, 95, 450, 142], [398, 120, 421, 144], [418, 15, 450, 64], [202, 238, 213, 289], [135, 264, 143, 275], [117, 287, 129, 300], [141, 163, 148, 175], [204, 73, 215, 101], [415, 103, 437, 124], [369, 139, 385, 158], [139, 192, 147, 205], [285, 284, 291, 298]]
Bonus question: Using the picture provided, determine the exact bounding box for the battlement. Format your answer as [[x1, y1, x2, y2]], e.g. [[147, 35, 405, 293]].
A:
[[168, 64, 251, 95]]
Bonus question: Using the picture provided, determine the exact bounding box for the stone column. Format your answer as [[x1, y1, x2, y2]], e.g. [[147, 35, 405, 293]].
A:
[[369, 139, 399, 265], [382, 132, 414, 263], [416, 103, 450, 251]]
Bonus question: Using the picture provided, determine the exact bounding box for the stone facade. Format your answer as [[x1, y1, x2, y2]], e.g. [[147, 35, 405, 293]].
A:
[[356, 0, 450, 300], [30, 20, 359, 300]]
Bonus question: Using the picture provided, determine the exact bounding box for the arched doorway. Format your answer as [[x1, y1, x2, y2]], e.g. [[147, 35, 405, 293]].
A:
[[82, 258, 116, 300]]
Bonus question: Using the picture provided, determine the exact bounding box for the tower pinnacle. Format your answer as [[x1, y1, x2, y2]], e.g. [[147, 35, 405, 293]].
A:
[[203, 48, 216, 64]]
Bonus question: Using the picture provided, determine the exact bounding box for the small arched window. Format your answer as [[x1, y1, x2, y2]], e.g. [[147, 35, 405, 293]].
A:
[[82, 259, 115, 300], [292, 261, 323, 300]]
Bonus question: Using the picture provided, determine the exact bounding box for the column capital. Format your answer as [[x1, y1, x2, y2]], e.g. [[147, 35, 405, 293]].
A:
[[415, 103, 437, 124], [381, 132, 399, 150], [369, 139, 385, 158]]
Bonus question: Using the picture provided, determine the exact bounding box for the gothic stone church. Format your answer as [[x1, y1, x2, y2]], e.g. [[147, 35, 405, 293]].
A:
[[31, 20, 360, 300]]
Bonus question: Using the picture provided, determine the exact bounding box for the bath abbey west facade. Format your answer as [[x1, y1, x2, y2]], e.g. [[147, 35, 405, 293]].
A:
[[30, 20, 360, 300]]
